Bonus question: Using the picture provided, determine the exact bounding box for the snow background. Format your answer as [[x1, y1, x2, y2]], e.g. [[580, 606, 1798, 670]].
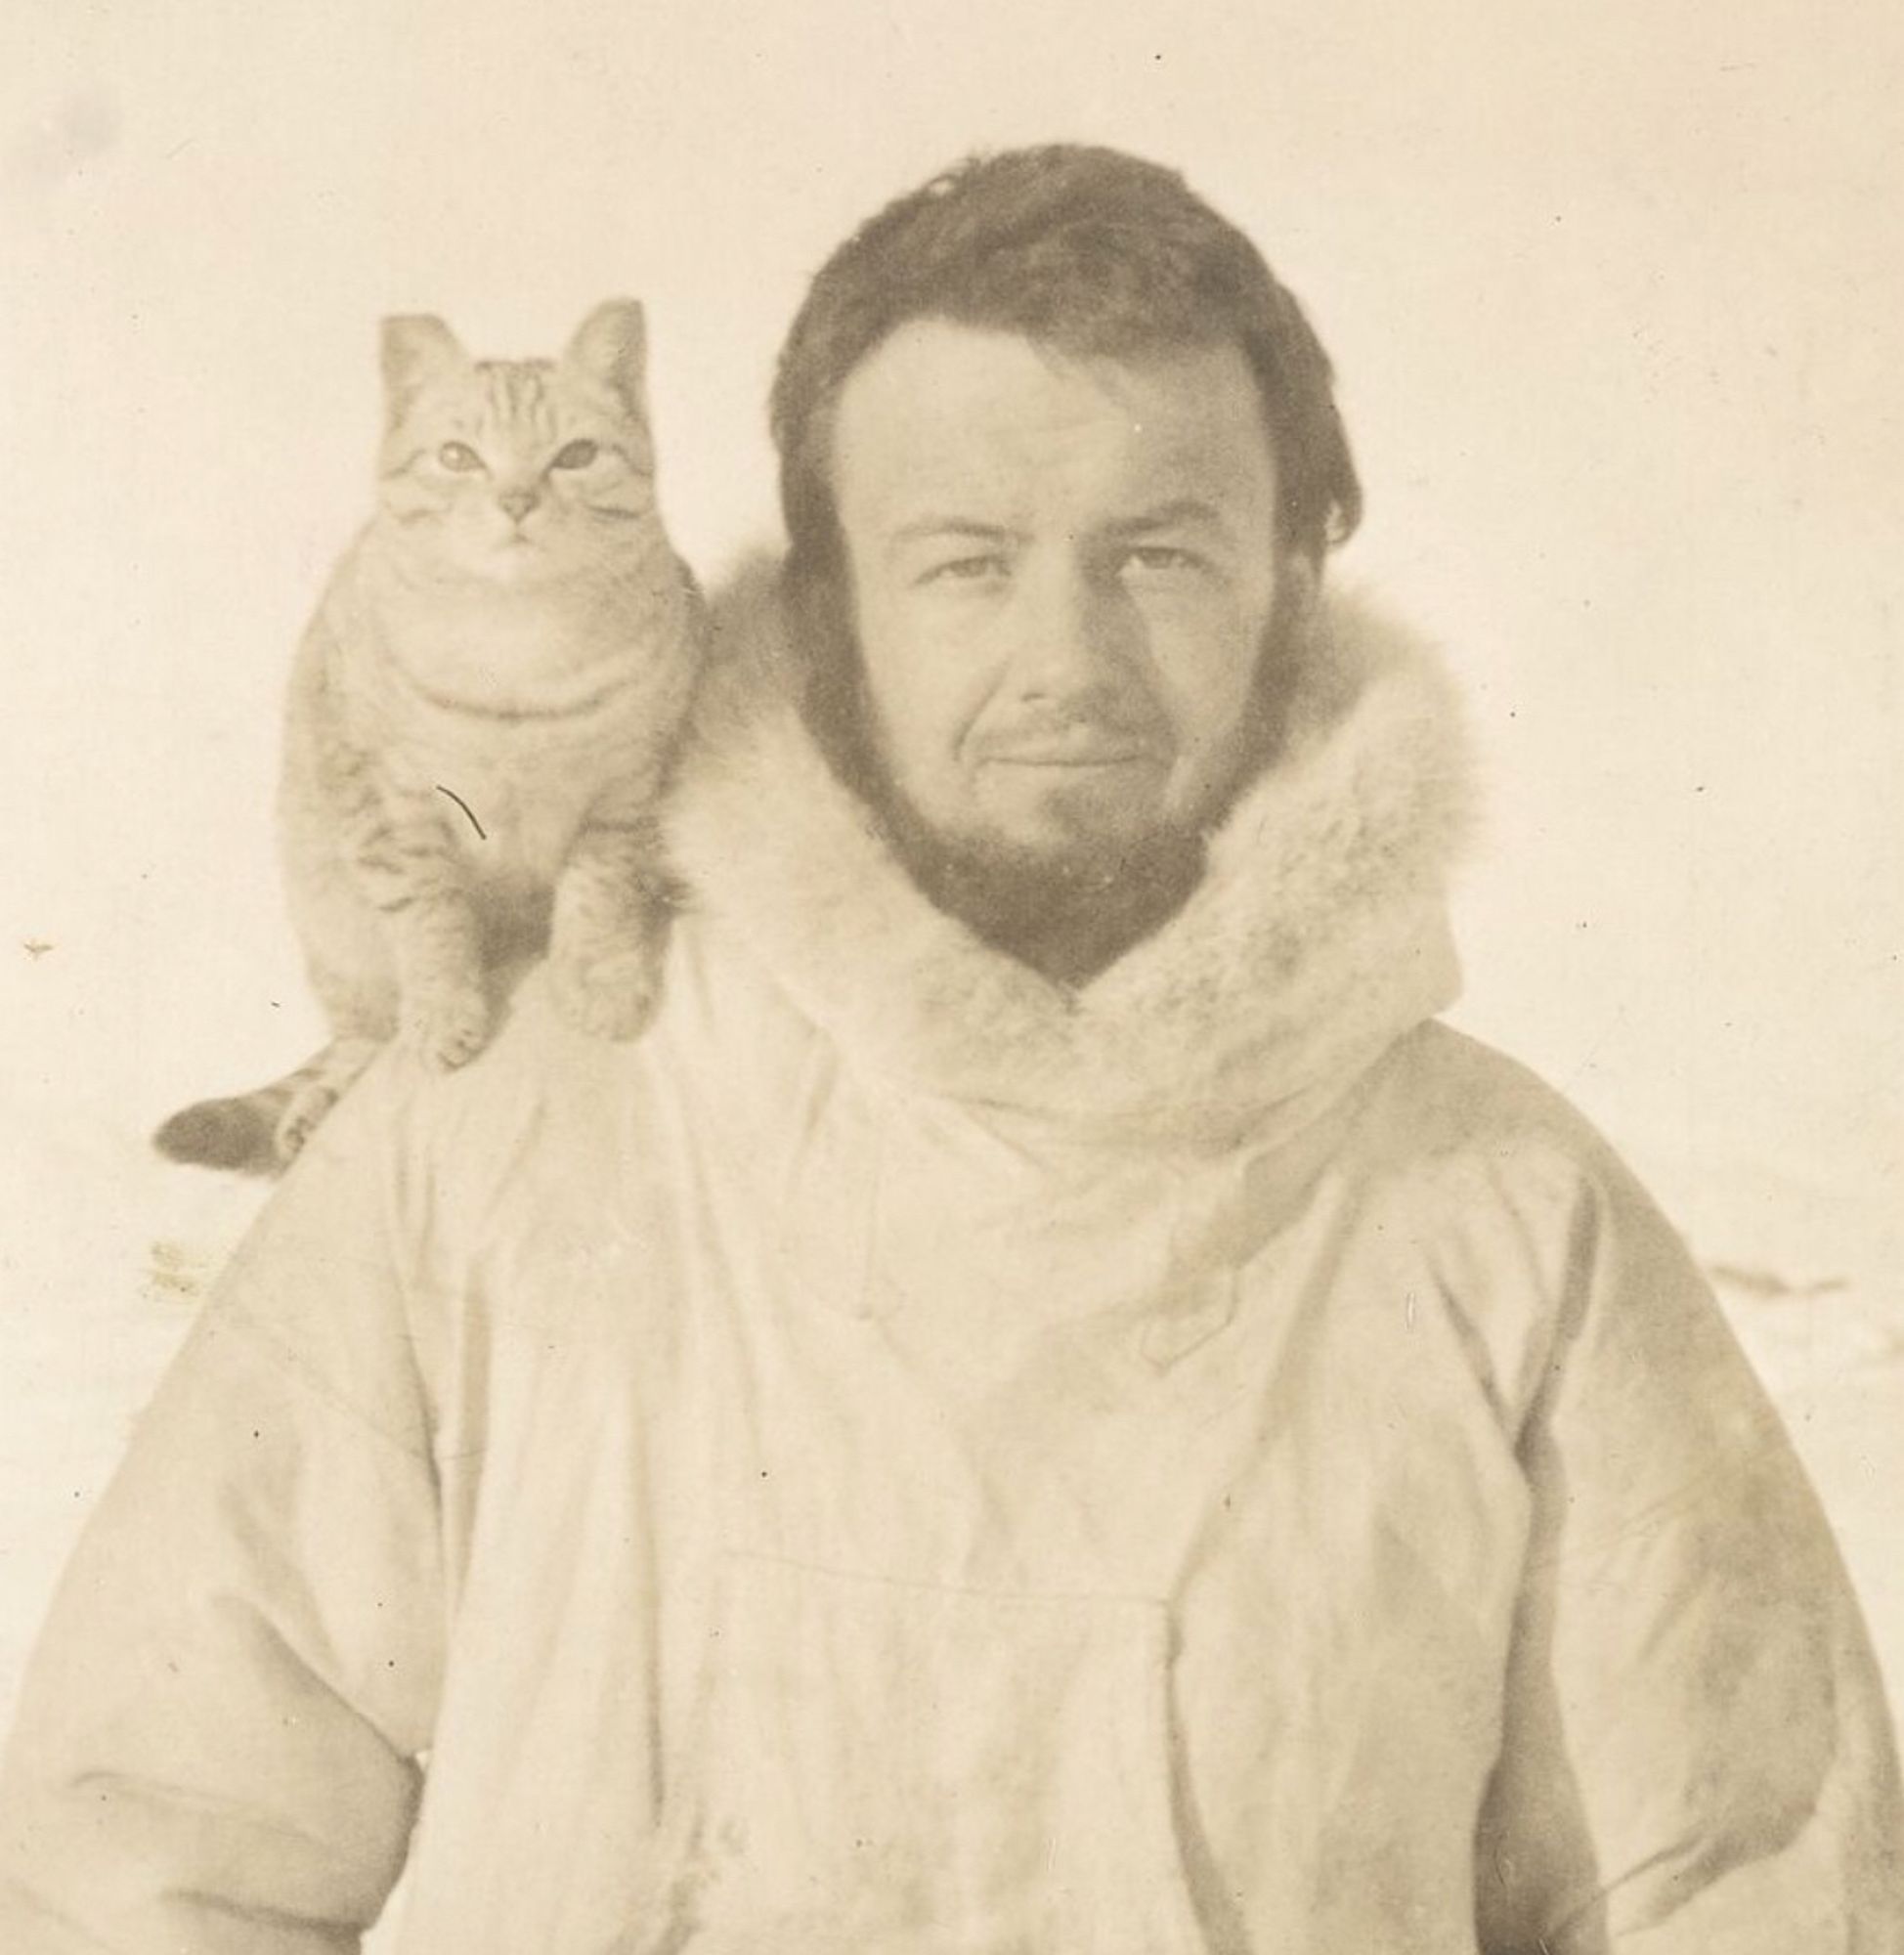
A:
[[3, 0, 1900, 1808]]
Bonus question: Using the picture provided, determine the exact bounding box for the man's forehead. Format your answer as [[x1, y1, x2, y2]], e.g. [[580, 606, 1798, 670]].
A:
[[830, 319, 1278, 524]]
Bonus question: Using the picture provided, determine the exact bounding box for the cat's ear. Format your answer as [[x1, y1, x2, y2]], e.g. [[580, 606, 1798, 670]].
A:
[[380, 314, 471, 426], [564, 299, 648, 416]]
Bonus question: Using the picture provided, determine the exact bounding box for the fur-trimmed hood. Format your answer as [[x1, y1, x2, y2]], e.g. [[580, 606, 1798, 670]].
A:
[[665, 558, 1474, 1149]]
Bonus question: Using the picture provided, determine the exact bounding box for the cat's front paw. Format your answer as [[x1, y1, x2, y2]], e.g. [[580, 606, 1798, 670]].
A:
[[549, 945, 660, 1041], [405, 983, 492, 1070]]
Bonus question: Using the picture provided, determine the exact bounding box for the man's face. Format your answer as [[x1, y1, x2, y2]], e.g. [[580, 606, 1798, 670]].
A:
[[831, 320, 1290, 875]]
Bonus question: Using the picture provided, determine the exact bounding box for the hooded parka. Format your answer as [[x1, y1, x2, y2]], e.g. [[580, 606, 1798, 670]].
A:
[[2, 572, 1899, 1953]]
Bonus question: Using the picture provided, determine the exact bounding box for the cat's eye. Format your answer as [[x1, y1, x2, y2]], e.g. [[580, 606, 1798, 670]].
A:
[[551, 440, 599, 471], [437, 441, 484, 472]]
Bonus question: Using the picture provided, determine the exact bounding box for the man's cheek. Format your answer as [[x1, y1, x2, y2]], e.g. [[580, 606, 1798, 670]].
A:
[[873, 677, 984, 809]]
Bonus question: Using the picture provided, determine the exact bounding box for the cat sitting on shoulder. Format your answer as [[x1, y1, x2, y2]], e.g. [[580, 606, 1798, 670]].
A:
[[155, 298, 704, 1175]]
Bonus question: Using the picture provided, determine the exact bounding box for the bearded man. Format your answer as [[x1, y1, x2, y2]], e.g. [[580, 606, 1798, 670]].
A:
[[2, 146, 1899, 1952]]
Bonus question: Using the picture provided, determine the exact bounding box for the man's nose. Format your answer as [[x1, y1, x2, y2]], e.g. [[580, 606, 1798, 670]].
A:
[[498, 487, 541, 523], [1006, 559, 1138, 703]]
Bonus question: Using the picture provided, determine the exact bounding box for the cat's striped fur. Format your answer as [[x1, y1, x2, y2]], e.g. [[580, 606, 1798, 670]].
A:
[[155, 299, 703, 1173]]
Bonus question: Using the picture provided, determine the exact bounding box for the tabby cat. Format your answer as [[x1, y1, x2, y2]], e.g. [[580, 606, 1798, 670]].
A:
[[154, 298, 703, 1174]]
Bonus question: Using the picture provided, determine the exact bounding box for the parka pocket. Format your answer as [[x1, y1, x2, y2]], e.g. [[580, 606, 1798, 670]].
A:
[[643, 1551, 1210, 1954]]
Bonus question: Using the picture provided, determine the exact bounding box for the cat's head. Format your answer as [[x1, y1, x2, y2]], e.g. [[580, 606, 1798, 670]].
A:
[[374, 299, 660, 585]]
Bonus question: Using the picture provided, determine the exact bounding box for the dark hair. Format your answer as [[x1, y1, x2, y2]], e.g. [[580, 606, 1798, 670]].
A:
[[770, 144, 1362, 592]]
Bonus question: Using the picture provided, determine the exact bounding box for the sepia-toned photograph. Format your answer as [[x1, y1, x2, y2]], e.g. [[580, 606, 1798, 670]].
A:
[[3, 0, 1901, 1946]]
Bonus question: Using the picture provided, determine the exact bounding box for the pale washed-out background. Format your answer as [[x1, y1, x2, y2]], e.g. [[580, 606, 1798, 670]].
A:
[[3, 0, 1900, 1779]]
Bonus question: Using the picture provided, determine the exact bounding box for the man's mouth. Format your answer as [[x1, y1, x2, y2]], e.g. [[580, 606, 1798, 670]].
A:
[[982, 738, 1155, 768]]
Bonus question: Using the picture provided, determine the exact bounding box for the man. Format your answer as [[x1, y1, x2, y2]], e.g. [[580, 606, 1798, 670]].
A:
[[1, 145, 1899, 1951]]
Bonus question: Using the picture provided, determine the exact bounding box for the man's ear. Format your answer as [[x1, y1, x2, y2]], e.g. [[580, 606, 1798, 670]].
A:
[[1285, 546, 1320, 609], [1256, 545, 1327, 722], [1278, 546, 1323, 645]]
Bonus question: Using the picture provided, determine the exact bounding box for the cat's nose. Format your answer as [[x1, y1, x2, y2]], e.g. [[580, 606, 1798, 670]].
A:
[[498, 488, 541, 523]]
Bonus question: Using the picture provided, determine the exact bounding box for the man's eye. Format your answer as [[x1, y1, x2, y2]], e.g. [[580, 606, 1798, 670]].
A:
[[551, 439, 599, 470], [1121, 544, 1203, 576], [921, 554, 1009, 586], [437, 441, 485, 472]]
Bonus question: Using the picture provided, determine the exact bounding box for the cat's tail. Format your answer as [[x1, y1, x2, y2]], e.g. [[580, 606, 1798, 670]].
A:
[[151, 1038, 384, 1176]]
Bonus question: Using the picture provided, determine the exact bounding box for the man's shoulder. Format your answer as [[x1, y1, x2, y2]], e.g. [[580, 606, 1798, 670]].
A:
[[1359, 1019, 1664, 1235], [1379, 1020, 1613, 1145], [313, 924, 810, 1236], [272, 971, 667, 1262], [1330, 1022, 1723, 1421]]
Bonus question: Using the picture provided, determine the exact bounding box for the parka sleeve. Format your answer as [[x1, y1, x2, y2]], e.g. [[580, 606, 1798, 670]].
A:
[[1476, 1147, 1904, 1952], [0, 1080, 446, 1954]]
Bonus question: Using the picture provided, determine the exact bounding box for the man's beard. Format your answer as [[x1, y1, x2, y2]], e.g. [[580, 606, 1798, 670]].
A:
[[794, 571, 1310, 988], [864, 783, 1213, 988]]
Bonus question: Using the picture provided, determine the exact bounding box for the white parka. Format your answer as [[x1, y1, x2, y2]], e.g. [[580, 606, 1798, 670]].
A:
[[2, 571, 1899, 1952]]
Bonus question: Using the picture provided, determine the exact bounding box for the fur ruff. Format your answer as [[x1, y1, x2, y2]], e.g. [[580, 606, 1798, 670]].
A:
[[666, 558, 1476, 1147]]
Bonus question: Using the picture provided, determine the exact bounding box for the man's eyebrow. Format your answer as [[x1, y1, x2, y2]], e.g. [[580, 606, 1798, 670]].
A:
[[1102, 499, 1233, 536], [883, 517, 1020, 563], [899, 516, 1032, 540]]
